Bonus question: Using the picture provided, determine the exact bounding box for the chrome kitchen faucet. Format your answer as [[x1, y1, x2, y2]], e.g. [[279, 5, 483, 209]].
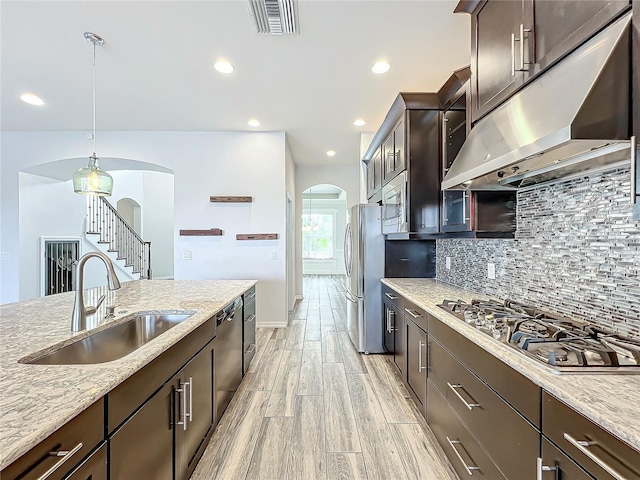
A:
[[71, 251, 121, 332]]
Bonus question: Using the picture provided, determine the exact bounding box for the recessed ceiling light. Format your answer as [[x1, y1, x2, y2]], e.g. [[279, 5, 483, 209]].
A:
[[214, 61, 234, 74], [371, 61, 390, 74], [326, 150, 336, 157], [353, 119, 366, 127], [248, 119, 261, 127], [20, 93, 44, 106]]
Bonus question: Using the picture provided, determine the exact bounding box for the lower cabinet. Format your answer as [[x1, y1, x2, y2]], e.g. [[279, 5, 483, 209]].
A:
[[405, 318, 427, 414], [393, 306, 406, 376], [110, 342, 214, 480], [65, 443, 107, 480]]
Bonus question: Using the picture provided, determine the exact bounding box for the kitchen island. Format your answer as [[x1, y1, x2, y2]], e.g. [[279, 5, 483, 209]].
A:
[[0, 279, 256, 471], [382, 278, 640, 462]]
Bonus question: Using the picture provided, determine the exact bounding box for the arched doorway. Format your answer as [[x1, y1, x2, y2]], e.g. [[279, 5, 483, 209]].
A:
[[117, 198, 142, 235], [301, 184, 347, 275]]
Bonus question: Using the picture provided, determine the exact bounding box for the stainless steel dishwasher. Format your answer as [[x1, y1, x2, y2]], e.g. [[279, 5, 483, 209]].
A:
[[213, 296, 243, 426]]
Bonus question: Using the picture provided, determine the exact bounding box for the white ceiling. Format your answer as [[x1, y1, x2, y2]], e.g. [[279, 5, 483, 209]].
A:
[[1, 0, 470, 167]]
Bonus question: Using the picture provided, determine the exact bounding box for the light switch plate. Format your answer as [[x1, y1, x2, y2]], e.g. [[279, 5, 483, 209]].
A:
[[445, 257, 451, 270], [487, 262, 496, 279], [182, 251, 192, 260], [0, 252, 10, 261]]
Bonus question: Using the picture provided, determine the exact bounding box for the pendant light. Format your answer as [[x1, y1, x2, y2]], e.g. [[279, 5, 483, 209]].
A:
[[73, 32, 113, 196]]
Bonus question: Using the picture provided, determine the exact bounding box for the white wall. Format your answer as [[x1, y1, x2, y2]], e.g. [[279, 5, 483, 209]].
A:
[[141, 171, 174, 279], [2, 131, 289, 327], [294, 164, 361, 297]]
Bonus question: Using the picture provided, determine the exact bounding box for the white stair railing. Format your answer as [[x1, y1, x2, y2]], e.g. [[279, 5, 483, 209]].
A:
[[86, 196, 152, 279]]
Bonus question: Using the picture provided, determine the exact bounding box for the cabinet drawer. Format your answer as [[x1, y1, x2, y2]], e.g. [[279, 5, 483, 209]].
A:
[[429, 315, 541, 427], [427, 381, 506, 479], [540, 437, 594, 480], [430, 338, 540, 479], [403, 300, 426, 332], [543, 392, 640, 480], [382, 285, 403, 308], [1, 400, 104, 480], [65, 442, 106, 480], [108, 316, 216, 432]]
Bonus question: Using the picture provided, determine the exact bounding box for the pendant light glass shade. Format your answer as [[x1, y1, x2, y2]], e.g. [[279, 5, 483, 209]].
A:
[[73, 154, 113, 196]]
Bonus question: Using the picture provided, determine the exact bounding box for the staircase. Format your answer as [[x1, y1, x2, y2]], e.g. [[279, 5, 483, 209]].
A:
[[86, 196, 152, 279]]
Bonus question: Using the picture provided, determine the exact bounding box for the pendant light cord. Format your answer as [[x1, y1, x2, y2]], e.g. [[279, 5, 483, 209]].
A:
[[92, 41, 97, 157]]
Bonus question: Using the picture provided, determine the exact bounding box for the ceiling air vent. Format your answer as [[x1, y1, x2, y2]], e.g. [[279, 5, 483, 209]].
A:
[[247, 0, 299, 34]]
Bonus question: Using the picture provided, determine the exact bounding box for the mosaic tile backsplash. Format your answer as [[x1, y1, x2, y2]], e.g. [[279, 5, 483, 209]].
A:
[[436, 167, 640, 339]]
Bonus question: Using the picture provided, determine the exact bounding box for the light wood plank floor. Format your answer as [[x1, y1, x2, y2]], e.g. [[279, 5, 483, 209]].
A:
[[192, 275, 459, 480]]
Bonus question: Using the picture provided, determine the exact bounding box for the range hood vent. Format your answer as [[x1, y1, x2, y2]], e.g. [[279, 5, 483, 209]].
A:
[[442, 12, 632, 191], [248, 0, 299, 34]]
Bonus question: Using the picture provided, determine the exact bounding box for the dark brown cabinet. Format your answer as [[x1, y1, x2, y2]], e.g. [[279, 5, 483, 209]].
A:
[[533, 0, 630, 74], [366, 145, 383, 201], [405, 318, 427, 413], [1, 400, 104, 480], [383, 119, 405, 183], [467, 0, 533, 122], [243, 287, 257, 375], [65, 443, 107, 480]]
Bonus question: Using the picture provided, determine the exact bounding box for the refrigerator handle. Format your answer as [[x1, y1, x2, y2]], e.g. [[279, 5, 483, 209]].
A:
[[344, 222, 352, 277]]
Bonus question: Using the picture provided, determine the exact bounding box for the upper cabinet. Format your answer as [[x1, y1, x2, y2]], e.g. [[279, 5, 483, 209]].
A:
[[383, 119, 405, 183], [365, 145, 383, 201], [457, 0, 632, 123]]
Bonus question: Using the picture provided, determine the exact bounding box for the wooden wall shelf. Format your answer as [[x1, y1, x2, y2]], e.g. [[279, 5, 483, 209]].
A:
[[180, 229, 223, 236], [236, 233, 278, 241], [210, 196, 253, 203]]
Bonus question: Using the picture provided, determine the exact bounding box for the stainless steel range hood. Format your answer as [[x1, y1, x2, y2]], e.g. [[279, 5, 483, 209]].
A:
[[442, 12, 632, 191]]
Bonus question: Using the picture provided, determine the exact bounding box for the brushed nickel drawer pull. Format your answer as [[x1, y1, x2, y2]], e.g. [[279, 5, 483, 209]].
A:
[[447, 382, 481, 411], [536, 457, 557, 480], [563, 433, 629, 480], [418, 340, 427, 372], [246, 292, 256, 299], [188, 376, 193, 424], [446, 437, 480, 476], [631, 135, 636, 205], [246, 343, 256, 355], [37, 442, 83, 480], [384, 292, 398, 300], [246, 314, 256, 323], [405, 308, 422, 319]]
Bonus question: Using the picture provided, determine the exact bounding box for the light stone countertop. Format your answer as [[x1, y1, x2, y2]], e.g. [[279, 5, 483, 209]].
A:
[[382, 278, 640, 453], [0, 279, 256, 470]]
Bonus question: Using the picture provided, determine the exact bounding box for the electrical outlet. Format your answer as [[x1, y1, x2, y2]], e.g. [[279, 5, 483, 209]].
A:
[[487, 262, 496, 280], [182, 251, 192, 260], [445, 257, 451, 270], [0, 252, 10, 261], [271, 250, 277, 260]]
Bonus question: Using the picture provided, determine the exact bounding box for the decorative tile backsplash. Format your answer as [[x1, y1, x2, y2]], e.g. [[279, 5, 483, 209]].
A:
[[436, 167, 640, 339]]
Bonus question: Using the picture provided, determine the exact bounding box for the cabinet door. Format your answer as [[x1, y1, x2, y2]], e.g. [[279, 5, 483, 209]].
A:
[[533, 0, 630, 73], [373, 147, 383, 192], [382, 302, 396, 354], [393, 119, 405, 173], [110, 381, 174, 480], [393, 303, 405, 377], [539, 438, 595, 480], [177, 344, 214, 480], [65, 443, 106, 480], [473, 0, 531, 121], [383, 134, 395, 182], [406, 320, 427, 411]]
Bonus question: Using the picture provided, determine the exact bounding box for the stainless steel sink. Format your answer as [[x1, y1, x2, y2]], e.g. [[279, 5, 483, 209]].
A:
[[24, 312, 194, 365]]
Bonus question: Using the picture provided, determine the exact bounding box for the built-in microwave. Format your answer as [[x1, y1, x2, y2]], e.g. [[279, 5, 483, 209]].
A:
[[382, 171, 407, 234]]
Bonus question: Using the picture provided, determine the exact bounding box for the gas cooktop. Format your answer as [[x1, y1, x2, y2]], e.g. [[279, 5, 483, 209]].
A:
[[438, 299, 640, 374]]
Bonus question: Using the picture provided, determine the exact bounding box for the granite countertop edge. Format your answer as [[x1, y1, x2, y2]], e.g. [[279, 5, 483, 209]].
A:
[[381, 277, 640, 453], [0, 279, 257, 470]]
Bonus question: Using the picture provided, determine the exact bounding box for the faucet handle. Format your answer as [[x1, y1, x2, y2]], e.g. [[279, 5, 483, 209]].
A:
[[84, 294, 106, 317]]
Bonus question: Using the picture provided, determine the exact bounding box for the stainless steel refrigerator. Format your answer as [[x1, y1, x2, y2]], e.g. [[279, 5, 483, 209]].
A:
[[343, 204, 385, 353]]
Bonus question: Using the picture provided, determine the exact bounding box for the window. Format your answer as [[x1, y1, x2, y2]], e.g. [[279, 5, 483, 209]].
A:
[[302, 210, 335, 259]]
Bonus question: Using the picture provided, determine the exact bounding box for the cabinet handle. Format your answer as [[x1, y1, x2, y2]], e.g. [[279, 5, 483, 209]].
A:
[[418, 340, 427, 372], [246, 292, 256, 299], [386, 309, 391, 334], [631, 136, 636, 206], [246, 314, 256, 323], [36, 442, 83, 480], [514, 24, 532, 71], [385, 292, 398, 300], [246, 343, 256, 354], [405, 308, 422, 319], [176, 382, 188, 431], [188, 376, 193, 424], [511, 32, 516, 77], [536, 458, 557, 480], [446, 437, 480, 476], [462, 191, 470, 222], [563, 433, 629, 480], [447, 382, 481, 411]]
